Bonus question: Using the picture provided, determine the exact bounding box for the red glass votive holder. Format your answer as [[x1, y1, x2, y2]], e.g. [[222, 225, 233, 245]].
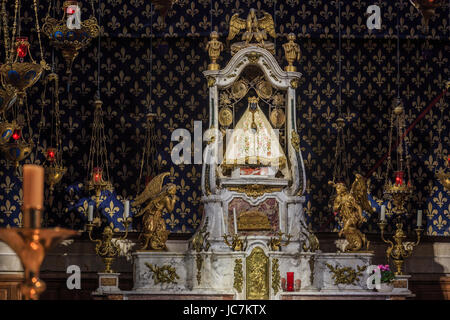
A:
[[287, 272, 294, 292]]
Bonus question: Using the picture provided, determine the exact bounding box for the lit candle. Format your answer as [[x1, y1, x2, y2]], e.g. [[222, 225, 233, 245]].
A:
[[287, 272, 294, 292], [23, 165, 44, 210], [380, 205, 386, 221], [417, 210, 422, 227], [233, 207, 238, 234], [124, 200, 130, 218], [88, 205, 94, 222]]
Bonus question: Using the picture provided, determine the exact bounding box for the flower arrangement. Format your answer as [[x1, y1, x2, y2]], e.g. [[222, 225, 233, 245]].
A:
[[378, 264, 395, 283]]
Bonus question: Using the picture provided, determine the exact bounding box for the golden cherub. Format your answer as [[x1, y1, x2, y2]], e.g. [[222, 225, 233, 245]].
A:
[[282, 33, 301, 72], [206, 31, 224, 71], [227, 8, 276, 45], [329, 174, 374, 252], [133, 172, 177, 250]]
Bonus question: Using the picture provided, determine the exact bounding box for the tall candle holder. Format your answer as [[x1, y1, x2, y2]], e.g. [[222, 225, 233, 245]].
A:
[[86, 211, 132, 273], [378, 220, 422, 275]]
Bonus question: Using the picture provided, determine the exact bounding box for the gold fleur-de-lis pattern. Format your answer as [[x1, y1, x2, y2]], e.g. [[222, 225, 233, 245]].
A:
[[0, 0, 448, 236]]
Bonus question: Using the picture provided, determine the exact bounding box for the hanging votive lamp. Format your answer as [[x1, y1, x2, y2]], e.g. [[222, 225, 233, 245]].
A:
[[16, 37, 29, 59], [93, 167, 103, 184], [42, 1, 100, 74]]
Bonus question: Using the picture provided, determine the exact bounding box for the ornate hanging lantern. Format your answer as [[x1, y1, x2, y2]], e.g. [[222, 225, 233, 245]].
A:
[[86, 99, 112, 206], [383, 100, 413, 215], [41, 73, 67, 192], [42, 0, 100, 74], [0, 0, 50, 104], [1, 125, 33, 168]]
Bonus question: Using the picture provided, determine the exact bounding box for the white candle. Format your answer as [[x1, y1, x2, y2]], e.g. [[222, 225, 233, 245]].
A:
[[124, 200, 130, 218], [417, 210, 422, 227], [233, 207, 238, 234], [380, 205, 386, 221], [88, 205, 94, 222]]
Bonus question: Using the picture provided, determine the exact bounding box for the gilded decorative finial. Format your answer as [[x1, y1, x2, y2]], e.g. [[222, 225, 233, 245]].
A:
[[206, 31, 224, 71], [283, 33, 301, 72]]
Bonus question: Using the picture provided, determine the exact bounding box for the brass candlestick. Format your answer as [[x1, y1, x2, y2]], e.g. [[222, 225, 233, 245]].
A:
[[378, 220, 422, 275], [0, 208, 78, 300], [86, 213, 132, 273]]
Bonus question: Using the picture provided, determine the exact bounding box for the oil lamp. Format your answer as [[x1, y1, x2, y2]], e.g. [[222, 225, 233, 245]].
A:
[[379, 99, 421, 275], [86, 100, 112, 206], [42, 0, 100, 74]]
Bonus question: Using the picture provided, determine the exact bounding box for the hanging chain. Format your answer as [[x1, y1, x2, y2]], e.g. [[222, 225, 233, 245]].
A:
[[32, 0, 46, 65], [338, 0, 342, 115], [9, 0, 19, 63], [385, 111, 394, 189]]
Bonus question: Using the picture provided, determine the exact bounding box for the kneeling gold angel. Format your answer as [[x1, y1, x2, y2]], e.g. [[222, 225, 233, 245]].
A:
[[133, 172, 177, 250]]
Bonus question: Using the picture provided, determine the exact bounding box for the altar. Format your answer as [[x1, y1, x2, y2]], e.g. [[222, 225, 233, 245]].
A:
[[91, 10, 414, 301]]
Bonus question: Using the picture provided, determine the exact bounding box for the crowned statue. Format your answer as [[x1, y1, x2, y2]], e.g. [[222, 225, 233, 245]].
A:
[[221, 96, 289, 179]]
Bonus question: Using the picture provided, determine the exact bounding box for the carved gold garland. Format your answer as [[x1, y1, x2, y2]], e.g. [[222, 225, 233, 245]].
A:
[[325, 263, 367, 286], [145, 263, 180, 285], [233, 258, 243, 293], [271, 258, 280, 295]]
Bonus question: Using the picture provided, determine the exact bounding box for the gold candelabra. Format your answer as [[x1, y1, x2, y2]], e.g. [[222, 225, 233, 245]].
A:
[[223, 233, 247, 252], [86, 213, 132, 274], [268, 231, 292, 251], [378, 221, 422, 275]]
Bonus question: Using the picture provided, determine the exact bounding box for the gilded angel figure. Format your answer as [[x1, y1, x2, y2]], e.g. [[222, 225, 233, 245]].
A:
[[133, 172, 177, 250], [329, 174, 374, 251]]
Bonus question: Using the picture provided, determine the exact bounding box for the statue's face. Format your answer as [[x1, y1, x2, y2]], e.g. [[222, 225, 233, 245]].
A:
[[168, 185, 176, 195]]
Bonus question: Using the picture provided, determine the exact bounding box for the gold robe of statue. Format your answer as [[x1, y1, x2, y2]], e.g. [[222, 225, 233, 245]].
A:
[[133, 172, 177, 250], [221, 97, 289, 178], [329, 174, 374, 251]]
